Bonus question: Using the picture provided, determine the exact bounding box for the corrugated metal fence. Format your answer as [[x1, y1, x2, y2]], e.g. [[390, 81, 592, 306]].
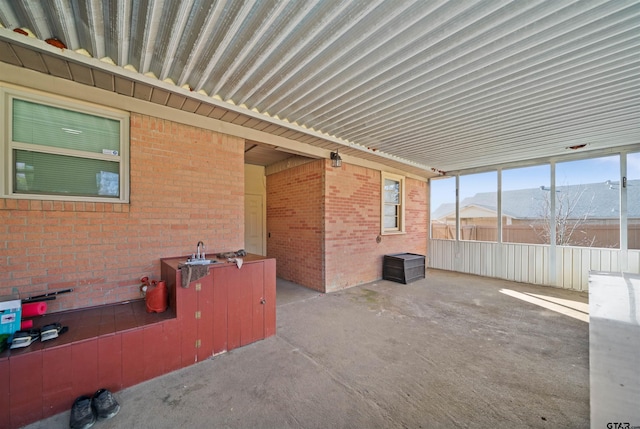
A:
[[432, 224, 640, 248], [428, 239, 640, 291]]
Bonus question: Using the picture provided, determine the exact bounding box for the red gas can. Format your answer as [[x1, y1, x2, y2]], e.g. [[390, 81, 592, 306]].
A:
[[145, 280, 168, 313]]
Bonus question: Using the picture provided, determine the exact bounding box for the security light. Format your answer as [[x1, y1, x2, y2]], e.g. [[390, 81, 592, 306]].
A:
[[330, 150, 342, 168]]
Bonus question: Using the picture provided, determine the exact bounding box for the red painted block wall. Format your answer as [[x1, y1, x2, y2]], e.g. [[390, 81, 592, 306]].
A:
[[0, 113, 245, 312]]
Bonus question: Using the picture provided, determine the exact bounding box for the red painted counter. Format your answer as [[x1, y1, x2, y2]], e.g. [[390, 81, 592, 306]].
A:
[[161, 254, 276, 363], [1, 254, 275, 428]]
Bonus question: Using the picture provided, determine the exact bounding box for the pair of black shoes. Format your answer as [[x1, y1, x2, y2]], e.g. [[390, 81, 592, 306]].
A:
[[70, 388, 120, 429]]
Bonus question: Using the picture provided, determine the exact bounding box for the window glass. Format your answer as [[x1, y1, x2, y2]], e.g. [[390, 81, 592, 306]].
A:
[[383, 178, 400, 229], [502, 165, 550, 244], [382, 173, 404, 233], [555, 156, 620, 248], [459, 171, 497, 242], [15, 150, 120, 197], [628, 152, 640, 250], [430, 176, 456, 239], [13, 99, 120, 153], [5, 90, 127, 201]]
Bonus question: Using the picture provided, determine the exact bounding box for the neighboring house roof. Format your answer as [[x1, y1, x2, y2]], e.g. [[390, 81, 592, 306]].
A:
[[432, 203, 456, 221], [433, 179, 640, 220]]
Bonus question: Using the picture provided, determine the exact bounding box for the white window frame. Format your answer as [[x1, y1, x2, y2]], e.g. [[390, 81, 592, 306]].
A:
[[1, 85, 129, 203], [381, 172, 406, 234]]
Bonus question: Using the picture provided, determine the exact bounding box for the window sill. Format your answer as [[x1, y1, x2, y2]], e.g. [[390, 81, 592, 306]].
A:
[[381, 230, 406, 236], [0, 198, 129, 212]]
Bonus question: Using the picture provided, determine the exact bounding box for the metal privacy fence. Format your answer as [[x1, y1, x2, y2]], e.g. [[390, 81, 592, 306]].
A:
[[431, 223, 640, 249]]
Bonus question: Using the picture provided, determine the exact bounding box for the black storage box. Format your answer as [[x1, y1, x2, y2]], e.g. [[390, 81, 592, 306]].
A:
[[383, 253, 425, 284]]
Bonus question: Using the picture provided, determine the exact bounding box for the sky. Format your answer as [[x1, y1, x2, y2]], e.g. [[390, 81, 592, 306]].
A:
[[430, 152, 640, 212]]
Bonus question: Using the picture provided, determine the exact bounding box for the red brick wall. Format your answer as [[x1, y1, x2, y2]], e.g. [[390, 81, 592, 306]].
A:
[[267, 159, 428, 293], [0, 113, 244, 312], [266, 160, 324, 291], [325, 163, 428, 292]]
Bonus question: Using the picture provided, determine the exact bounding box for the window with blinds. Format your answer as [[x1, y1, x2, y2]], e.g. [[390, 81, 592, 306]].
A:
[[3, 87, 129, 202]]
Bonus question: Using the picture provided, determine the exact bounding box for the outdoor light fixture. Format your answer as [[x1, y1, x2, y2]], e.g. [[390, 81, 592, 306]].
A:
[[330, 150, 342, 168]]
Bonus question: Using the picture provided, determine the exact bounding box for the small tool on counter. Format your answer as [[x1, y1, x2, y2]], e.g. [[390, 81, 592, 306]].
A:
[[22, 288, 73, 304]]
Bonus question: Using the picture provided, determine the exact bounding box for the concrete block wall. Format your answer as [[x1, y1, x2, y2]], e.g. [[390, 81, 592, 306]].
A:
[[0, 113, 244, 312], [266, 160, 325, 291]]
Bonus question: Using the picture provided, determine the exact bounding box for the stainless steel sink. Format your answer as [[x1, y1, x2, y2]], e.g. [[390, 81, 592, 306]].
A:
[[184, 259, 218, 265]]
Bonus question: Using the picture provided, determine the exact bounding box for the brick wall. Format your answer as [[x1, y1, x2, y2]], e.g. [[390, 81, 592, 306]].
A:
[[325, 163, 428, 292], [266, 160, 324, 291], [267, 159, 428, 293], [0, 113, 244, 312]]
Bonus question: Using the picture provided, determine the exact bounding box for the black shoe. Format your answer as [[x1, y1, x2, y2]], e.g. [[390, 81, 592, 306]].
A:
[[92, 388, 120, 420], [69, 395, 96, 429]]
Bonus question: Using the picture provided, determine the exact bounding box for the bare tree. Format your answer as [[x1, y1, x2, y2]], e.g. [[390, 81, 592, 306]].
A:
[[532, 186, 598, 246]]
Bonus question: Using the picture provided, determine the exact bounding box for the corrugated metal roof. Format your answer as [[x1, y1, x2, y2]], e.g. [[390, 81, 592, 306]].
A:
[[1, 0, 639, 175]]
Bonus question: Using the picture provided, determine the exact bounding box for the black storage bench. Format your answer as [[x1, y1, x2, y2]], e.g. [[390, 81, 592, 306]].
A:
[[383, 253, 426, 284]]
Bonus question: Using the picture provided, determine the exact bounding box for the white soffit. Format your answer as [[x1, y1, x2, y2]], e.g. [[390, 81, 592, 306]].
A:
[[0, 0, 639, 175]]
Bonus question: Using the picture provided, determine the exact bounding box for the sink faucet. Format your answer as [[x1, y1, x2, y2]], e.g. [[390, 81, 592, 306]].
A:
[[196, 241, 205, 259]]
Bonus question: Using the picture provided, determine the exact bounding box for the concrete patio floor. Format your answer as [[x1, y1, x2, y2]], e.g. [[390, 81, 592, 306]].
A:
[[24, 269, 590, 429]]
